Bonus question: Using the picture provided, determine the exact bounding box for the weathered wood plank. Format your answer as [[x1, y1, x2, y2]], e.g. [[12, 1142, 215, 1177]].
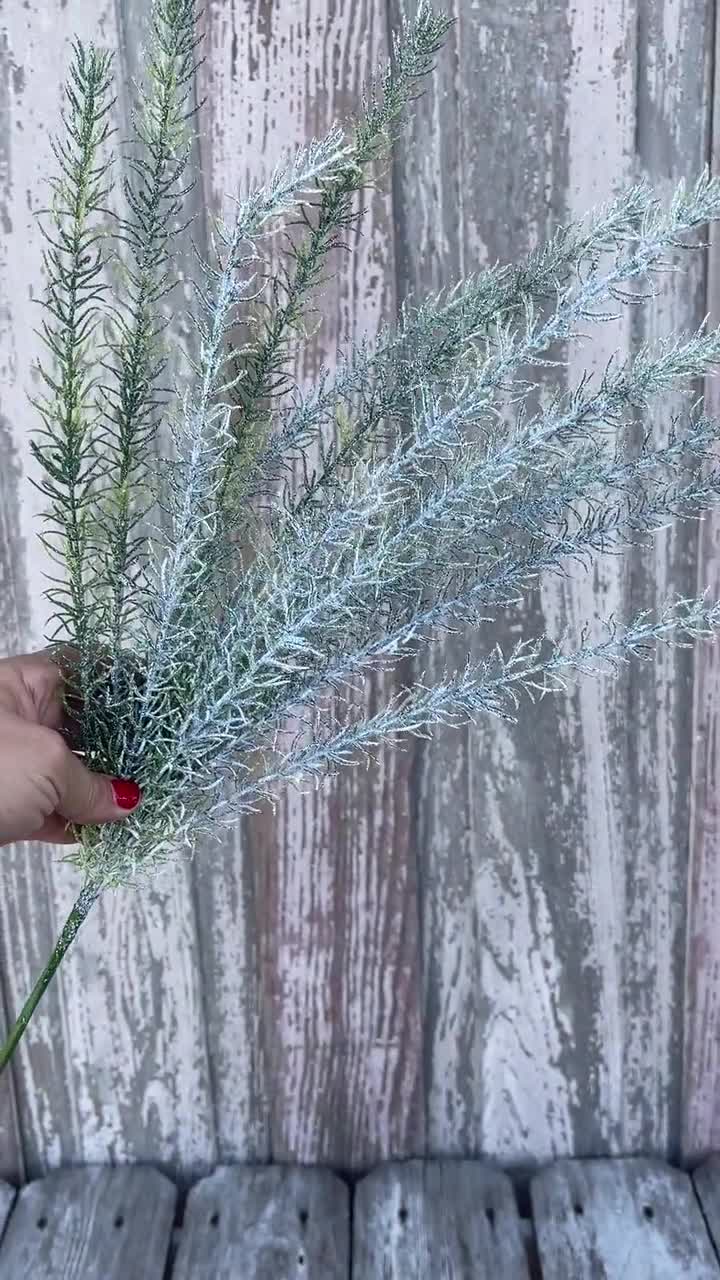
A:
[[0, 1181, 15, 1241], [183, 2, 277, 1167], [392, 0, 629, 1167], [531, 1157, 720, 1278], [683, 1, 720, 1166], [394, 0, 711, 1167], [172, 1165, 349, 1279], [0, 0, 215, 1178], [0, 0, 111, 1184], [353, 1159, 530, 1278], [625, 0, 713, 1158], [0, 1167, 175, 1278], [0, 6, 38, 1190], [198, 0, 423, 1167], [693, 1155, 720, 1254]]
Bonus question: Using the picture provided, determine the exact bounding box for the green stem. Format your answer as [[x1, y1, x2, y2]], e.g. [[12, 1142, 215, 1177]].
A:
[[0, 882, 100, 1075]]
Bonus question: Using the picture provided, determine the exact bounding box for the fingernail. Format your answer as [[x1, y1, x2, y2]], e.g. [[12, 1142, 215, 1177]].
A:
[[111, 779, 142, 811]]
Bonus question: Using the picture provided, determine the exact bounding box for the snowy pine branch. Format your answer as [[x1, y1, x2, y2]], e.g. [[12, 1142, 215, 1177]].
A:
[[22, 5, 720, 894]]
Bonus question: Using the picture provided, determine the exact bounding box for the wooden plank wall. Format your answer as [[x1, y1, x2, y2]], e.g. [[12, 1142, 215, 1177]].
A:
[[0, 0, 718, 1180]]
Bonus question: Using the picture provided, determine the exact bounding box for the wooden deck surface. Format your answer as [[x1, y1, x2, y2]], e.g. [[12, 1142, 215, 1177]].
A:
[[1, 1157, 720, 1277]]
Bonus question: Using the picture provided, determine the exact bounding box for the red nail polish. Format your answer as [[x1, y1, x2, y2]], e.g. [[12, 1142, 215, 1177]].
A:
[[111, 779, 142, 811]]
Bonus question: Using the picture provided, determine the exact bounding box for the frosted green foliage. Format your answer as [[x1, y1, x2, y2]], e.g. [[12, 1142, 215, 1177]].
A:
[[99, 0, 201, 664], [230, 597, 720, 809], [30, 42, 115, 704], [27, 1, 720, 890], [220, 3, 454, 505]]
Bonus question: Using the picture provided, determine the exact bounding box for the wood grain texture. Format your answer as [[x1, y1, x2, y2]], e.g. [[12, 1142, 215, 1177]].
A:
[[627, 0, 713, 1161], [531, 1157, 720, 1278], [172, 1165, 349, 1279], [0, 0, 113, 1185], [392, 0, 626, 1167], [393, 0, 712, 1169], [353, 1159, 530, 1278], [0, 0, 215, 1179], [683, 0, 720, 1165], [0, 5, 40, 1190], [0, 1167, 175, 1279], [198, 0, 423, 1169]]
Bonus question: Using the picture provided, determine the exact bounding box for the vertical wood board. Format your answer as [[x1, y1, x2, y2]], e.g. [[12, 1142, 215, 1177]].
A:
[[199, 0, 424, 1169], [395, 0, 712, 1168], [683, 0, 720, 1164], [624, 0, 713, 1158], [0, 0, 215, 1178], [0, 0, 45, 1189], [395, 0, 628, 1165]]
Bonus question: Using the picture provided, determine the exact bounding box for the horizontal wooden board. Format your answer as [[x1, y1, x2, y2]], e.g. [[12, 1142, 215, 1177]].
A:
[[0, 1167, 176, 1279], [172, 1165, 349, 1279], [531, 1157, 720, 1279], [353, 1159, 530, 1278]]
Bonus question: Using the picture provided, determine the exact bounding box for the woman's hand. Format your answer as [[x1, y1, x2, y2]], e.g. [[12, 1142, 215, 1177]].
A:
[[0, 646, 141, 847]]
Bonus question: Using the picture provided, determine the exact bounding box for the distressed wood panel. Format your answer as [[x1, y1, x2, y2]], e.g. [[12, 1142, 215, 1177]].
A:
[[394, 0, 712, 1167], [392, 0, 622, 1166], [183, 1, 281, 1168], [0, 1167, 175, 1279], [0, 10, 38, 1191], [531, 1158, 720, 1278], [198, 0, 423, 1168], [683, 1, 720, 1164], [0, 0, 116, 1184], [625, 0, 714, 1160], [0, 0, 215, 1177], [353, 1159, 530, 1278], [0, 0, 718, 1181], [172, 1165, 349, 1279]]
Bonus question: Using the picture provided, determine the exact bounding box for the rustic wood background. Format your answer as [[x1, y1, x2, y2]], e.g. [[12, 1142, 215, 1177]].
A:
[[0, 0, 719, 1184]]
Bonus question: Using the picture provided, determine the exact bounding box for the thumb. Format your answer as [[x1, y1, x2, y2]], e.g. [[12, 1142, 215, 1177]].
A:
[[53, 746, 142, 825]]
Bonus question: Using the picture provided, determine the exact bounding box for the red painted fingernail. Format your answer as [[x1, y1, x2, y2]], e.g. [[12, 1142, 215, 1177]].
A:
[[111, 779, 142, 811]]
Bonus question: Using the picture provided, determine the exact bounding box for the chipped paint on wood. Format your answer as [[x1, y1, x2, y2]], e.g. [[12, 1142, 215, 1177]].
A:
[[200, 0, 424, 1167], [0, 17, 28, 1187], [532, 1158, 720, 1277], [172, 1165, 349, 1278], [354, 1160, 530, 1276], [397, 0, 712, 1168], [683, 0, 720, 1164], [0, 1167, 176, 1278]]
